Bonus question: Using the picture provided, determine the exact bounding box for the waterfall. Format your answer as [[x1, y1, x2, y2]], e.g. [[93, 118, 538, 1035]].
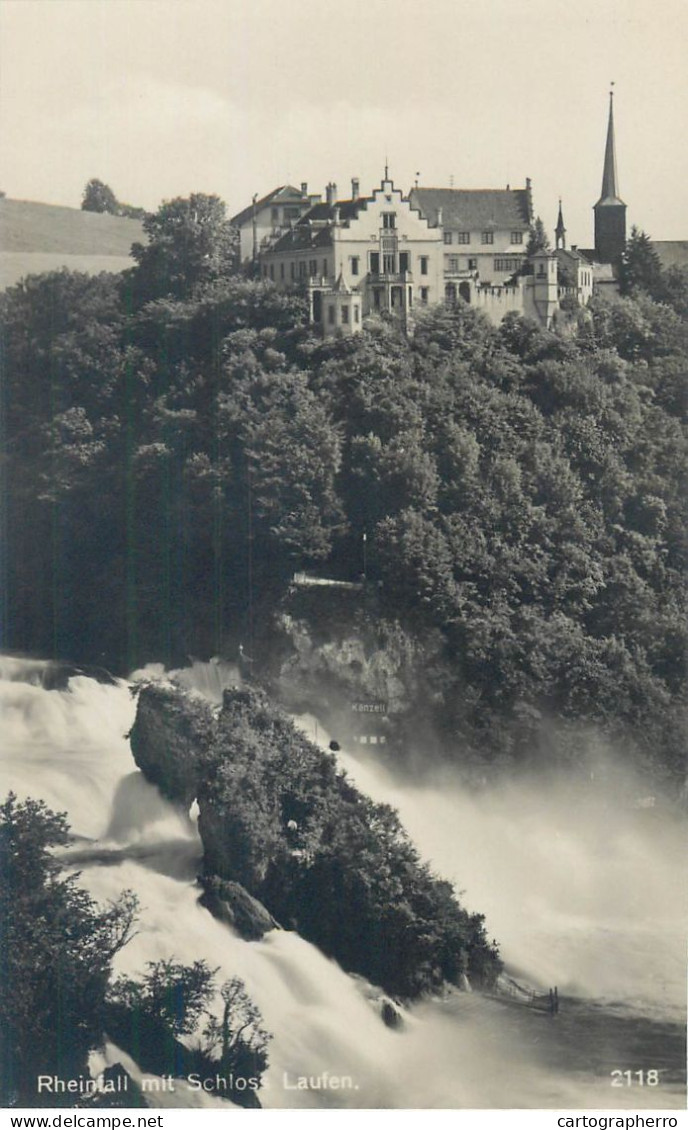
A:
[[1, 657, 684, 1109]]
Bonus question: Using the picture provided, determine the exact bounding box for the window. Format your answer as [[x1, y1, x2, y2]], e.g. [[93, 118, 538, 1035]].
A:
[[399, 251, 409, 273], [299, 261, 307, 278], [408, 287, 413, 307], [373, 288, 381, 309], [448, 256, 459, 272], [271, 206, 279, 223], [458, 231, 470, 244], [494, 257, 522, 272], [481, 231, 494, 244], [284, 206, 301, 221], [341, 305, 349, 324], [511, 231, 524, 244], [280, 262, 285, 280], [468, 258, 478, 271], [309, 259, 318, 277], [328, 305, 336, 324], [269, 264, 274, 280], [382, 212, 396, 229], [420, 256, 428, 275], [290, 262, 296, 280], [354, 306, 360, 323], [443, 231, 453, 245], [350, 256, 360, 276], [420, 287, 429, 303], [262, 264, 268, 276], [323, 259, 329, 277], [383, 253, 396, 274], [370, 251, 380, 274]]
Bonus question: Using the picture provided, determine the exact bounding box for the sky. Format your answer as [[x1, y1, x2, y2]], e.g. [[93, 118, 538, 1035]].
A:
[[1, 0, 687, 245]]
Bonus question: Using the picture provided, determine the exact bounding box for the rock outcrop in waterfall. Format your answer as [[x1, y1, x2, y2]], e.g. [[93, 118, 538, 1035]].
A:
[[130, 681, 502, 999]]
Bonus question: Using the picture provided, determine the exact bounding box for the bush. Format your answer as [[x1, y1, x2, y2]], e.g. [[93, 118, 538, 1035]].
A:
[[0, 794, 138, 1107]]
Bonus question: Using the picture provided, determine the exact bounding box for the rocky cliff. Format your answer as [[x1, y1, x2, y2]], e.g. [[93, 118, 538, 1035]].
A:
[[129, 679, 502, 999]]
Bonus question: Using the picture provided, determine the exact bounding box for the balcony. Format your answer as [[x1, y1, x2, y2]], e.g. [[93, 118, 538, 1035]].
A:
[[367, 269, 413, 283]]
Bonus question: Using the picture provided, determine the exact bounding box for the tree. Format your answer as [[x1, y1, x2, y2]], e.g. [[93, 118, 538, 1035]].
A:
[[526, 216, 551, 257], [619, 226, 664, 298], [128, 194, 240, 305], [0, 794, 138, 1106], [108, 960, 215, 1038], [200, 977, 270, 1081], [106, 961, 270, 1100], [81, 178, 119, 214]]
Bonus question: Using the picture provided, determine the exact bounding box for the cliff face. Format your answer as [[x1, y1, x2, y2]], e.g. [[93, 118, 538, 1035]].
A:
[[272, 588, 452, 759], [129, 679, 502, 999]]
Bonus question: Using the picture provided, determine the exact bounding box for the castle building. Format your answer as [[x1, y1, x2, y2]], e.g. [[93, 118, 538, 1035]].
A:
[[230, 183, 322, 266], [408, 182, 533, 287], [250, 94, 642, 335], [260, 173, 443, 333]]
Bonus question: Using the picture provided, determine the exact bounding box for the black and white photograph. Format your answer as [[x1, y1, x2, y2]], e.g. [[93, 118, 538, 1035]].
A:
[[0, 0, 686, 1119]]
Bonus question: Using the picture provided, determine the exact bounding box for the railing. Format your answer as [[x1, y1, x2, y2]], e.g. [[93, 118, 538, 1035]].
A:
[[367, 270, 413, 282], [292, 572, 364, 591], [492, 976, 560, 1014]]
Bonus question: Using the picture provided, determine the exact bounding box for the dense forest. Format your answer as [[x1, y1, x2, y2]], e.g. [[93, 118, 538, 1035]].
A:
[[2, 197, 686, 783]]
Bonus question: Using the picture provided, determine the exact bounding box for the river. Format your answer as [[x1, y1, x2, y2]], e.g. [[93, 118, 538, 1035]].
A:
[[0, 656, 684, 1110]]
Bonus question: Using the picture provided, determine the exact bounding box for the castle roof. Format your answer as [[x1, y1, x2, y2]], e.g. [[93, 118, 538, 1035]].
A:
[[266, 196, 372, 253], [651, 241, 688, 270], [409, 187, 531, 230], [300, 197, 372, 224], [268, 223, 334, 253], [556, 247, 591, 265], [230, 185, 310, 228]]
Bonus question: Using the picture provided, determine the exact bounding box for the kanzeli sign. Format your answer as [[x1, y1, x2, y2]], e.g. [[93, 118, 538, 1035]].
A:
[[350, 701, 387, 715]]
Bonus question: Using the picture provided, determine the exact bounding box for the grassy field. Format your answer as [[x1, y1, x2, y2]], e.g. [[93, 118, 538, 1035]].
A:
[[0, 197, 145, 289]]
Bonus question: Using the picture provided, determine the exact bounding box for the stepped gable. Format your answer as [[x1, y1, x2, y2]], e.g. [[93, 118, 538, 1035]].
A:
[[410, 187, 531, 231]]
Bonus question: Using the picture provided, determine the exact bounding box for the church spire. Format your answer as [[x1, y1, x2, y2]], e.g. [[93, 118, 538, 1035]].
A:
[[593, 85, 627, 265], [555, 198, 567, 250], [598, 85, 623, 204]]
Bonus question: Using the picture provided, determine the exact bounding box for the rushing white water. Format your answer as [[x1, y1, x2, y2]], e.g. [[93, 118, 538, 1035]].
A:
[[1, 657, 685, 1110], [295, 715, 686, 1025]]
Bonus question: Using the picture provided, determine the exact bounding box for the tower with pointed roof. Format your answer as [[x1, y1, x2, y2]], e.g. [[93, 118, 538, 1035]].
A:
[[593, 88, 626, 264], [555, 199, 566, 250]]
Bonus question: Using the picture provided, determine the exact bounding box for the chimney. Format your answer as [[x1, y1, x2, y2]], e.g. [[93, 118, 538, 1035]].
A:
[[301, 181, 308, 195], [351, 177, 360, 199], [326, 182, 338, 206]]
